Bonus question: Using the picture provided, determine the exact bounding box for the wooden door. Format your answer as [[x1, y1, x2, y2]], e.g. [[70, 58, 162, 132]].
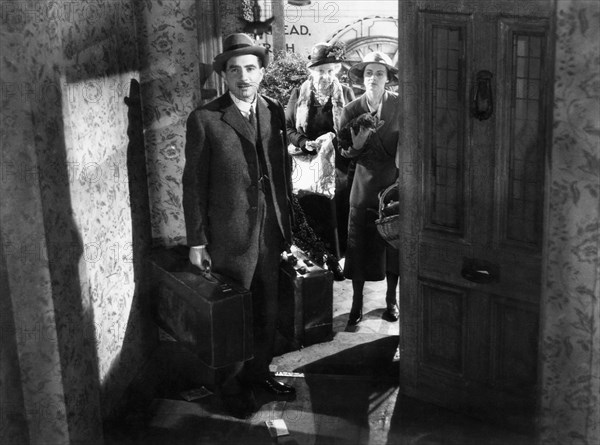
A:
[[397, 0, 554, 431]]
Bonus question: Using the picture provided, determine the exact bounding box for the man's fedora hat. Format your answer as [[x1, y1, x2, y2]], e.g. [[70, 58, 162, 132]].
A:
[[307, 42, 345, 68], [213, 33, 269, 73], [348, 51, 399, 85]]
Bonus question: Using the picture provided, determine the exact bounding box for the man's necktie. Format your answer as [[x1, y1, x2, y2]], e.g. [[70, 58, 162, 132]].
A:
[[248, 107, 257, 131], [249, 107, 269, 191]]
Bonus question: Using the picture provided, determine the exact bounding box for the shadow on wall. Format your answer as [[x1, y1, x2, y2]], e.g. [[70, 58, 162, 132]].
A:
[[54, 0, 162, 432], [100, 78, 158, 423], [33, 60, 103, 440], [1, 1, 162, 441]]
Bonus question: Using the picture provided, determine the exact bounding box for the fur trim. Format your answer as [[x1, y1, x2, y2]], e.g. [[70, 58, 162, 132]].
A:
[[295, 77, 346, 134]]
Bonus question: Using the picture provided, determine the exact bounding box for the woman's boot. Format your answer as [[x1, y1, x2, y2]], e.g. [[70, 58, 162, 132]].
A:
[[348, 280, 364, 325], [384, 273, 399, 321], [348, 296, 363, 325], [384, 294, 399, 321]]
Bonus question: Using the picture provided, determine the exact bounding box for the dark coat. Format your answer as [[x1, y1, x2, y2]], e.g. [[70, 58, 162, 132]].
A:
[[339, 91, 400, 281], [340, 91, 400, 209], [182, 92, 294, 288]]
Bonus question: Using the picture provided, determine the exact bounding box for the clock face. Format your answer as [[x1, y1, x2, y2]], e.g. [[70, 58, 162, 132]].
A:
[[343, 36, 399, 68]]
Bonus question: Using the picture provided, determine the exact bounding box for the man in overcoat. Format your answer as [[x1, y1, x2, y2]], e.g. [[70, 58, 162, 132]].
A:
[[182, 33, 295, 417]]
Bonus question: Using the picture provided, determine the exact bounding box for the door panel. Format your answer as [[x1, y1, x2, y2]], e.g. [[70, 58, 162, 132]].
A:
[[496, 18, 550, 250], [398, 0, 554, 431], [421, 281, 467, 374], [423, 14, 469, 235], [490, 297, 539, 392]]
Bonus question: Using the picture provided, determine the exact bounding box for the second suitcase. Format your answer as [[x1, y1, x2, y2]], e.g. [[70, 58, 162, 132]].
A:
[[278, 255, 334, 350]]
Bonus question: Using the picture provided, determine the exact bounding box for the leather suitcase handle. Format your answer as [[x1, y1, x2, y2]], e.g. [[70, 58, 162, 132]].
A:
[[188, 265, 236, 294]]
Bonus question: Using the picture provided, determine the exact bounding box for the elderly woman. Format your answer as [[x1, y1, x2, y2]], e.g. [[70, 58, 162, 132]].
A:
[[339, 52, 400, 325], [285, 42, 355, 278]]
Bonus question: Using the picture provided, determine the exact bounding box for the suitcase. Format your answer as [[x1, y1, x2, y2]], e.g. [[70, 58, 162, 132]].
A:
[[278, 254, 334, 350], [147, 246, 253, 368]]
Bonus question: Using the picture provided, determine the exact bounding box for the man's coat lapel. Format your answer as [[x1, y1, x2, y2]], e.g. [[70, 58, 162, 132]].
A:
[[221, 94, 256, 144]]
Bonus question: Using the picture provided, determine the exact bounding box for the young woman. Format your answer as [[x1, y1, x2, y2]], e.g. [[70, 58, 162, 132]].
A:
[[339, 52, 401, 325]]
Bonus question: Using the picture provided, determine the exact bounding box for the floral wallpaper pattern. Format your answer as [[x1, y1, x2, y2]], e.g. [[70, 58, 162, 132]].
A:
[[1, 0, 156, 442], [2, 2, 76, 443], [539, 1, 600, 444], [136, 0, 202, 247]]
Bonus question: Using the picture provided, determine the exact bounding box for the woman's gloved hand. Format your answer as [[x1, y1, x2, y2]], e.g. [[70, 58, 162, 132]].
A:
[[350, 126, 374, 151], [304, 140, 320, 154]]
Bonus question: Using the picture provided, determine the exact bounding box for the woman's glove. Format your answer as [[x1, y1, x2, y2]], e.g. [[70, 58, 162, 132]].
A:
[[341, 126, 375, 158], [303, 140, 320, 154], [350, 126, 375, 150]]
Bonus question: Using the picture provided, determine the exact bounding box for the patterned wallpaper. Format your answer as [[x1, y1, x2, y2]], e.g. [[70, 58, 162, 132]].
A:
[[60, 0, 157, 423], [221, 0, 247, 37], [1, 1, 81, 442], [135, 0, 202, 247], [539, 1, 600, 444], [1, 0, 155, 442]]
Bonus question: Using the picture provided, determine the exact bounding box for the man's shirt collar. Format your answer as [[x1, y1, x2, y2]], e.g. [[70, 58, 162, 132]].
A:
[[229, 92, 256, 118]]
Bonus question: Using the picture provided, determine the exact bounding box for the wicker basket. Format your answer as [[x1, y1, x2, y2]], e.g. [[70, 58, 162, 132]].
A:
[[375, 184, 401, 249]]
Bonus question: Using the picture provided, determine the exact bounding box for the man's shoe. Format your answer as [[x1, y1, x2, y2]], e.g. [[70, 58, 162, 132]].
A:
[[254, 376, 296, 396], [383, 303, 399, 322]]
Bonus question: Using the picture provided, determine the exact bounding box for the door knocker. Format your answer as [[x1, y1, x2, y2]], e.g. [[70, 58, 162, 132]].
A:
[[471, 70, 494, 121]]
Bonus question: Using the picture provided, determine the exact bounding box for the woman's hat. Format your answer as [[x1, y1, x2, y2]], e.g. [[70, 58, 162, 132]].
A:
[[348, 51, 399, 85], [307, 42, 345, 68], [213, 33, 269, 73]]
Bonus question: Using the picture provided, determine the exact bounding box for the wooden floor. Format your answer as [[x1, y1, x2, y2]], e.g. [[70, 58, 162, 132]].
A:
[[104, 278, 535, 445]]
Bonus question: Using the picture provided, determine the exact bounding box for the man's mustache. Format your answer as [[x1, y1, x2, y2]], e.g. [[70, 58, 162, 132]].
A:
[[236, 81, 259, 88]]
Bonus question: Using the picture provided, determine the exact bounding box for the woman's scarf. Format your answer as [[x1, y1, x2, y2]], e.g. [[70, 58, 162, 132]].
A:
[[295, 76, 346, 134]]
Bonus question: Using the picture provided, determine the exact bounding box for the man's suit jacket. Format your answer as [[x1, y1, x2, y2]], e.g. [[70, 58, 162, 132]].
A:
[[183, 92, 294, 288]]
